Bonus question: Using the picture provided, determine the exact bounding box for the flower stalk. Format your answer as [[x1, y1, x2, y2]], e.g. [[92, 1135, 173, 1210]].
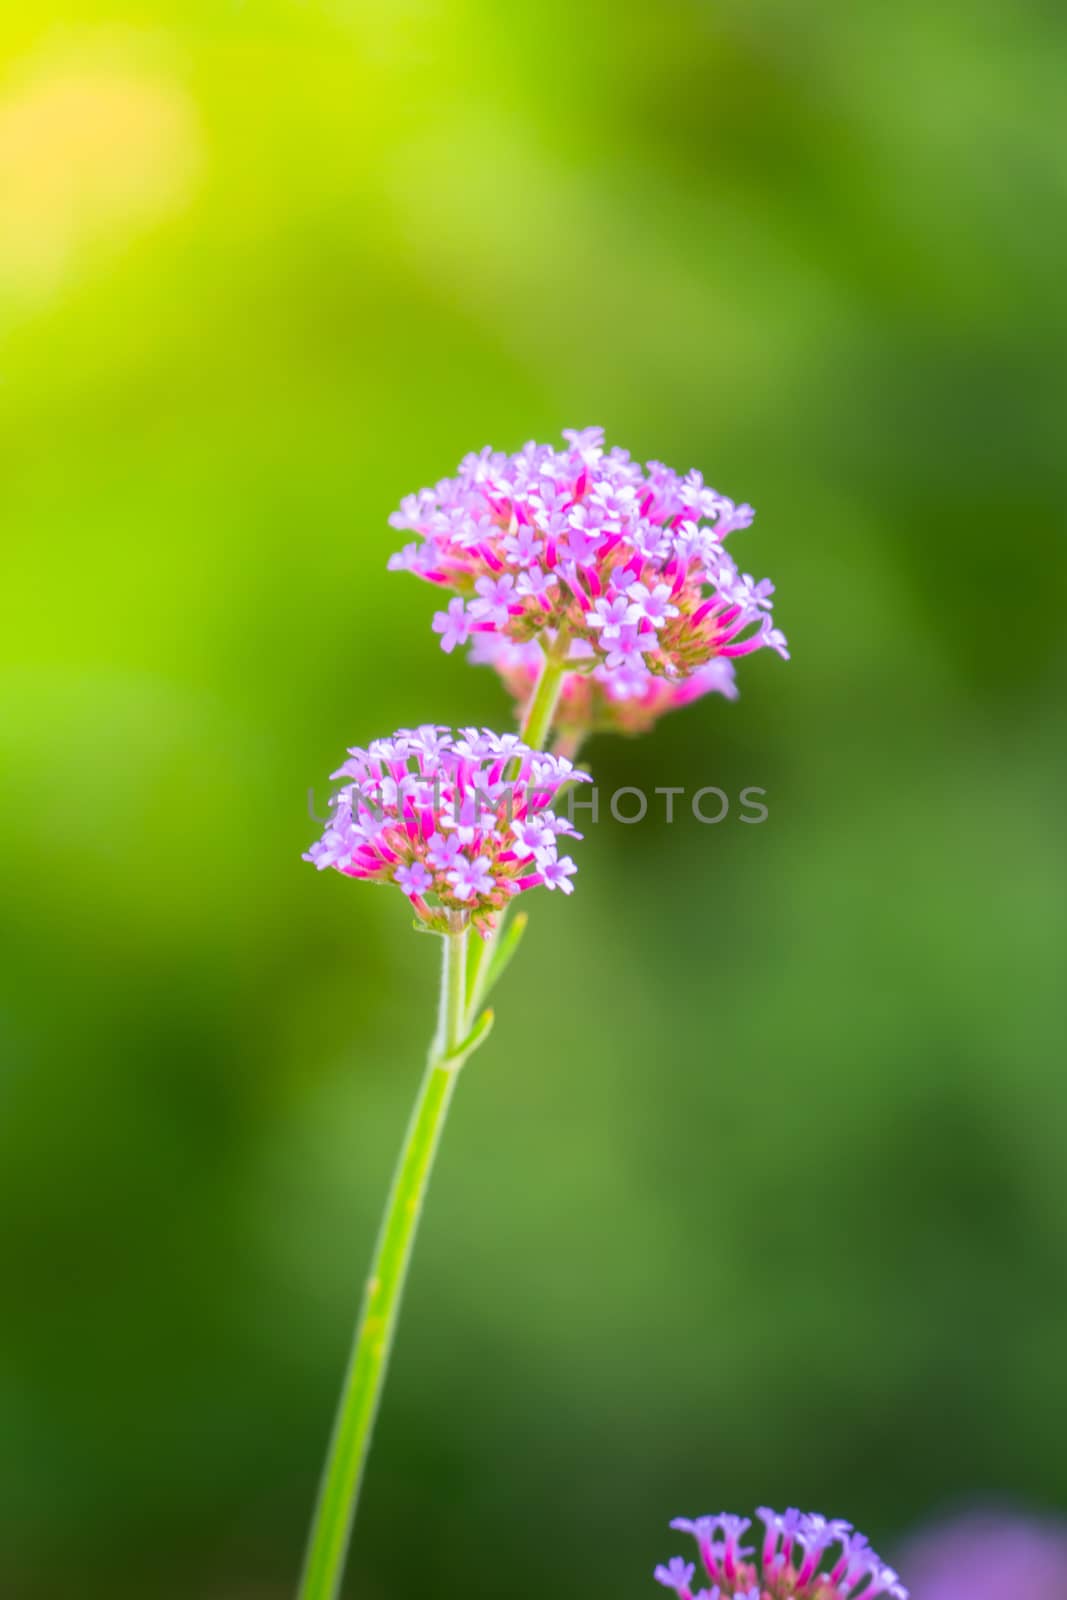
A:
[[518, 630, 570, 751], [297, 923, 484, 1600], [463, 637, 568, 1023]]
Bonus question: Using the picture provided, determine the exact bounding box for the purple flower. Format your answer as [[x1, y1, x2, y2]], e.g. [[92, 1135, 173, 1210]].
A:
[[388, 429, 786, 729], [761, 623, 791, 660], [394, 860, 432, 897], [658, 1509, 907, 1600], [386, 540, 421, 572], [631, 518, 669, 562], [626, 580, 680, 629], [602, 658, 653, 699], [587, 594, 634, 642], [655, 1557, 697, 1597], [470, 573, 518, 624], [502, 525, 544, 566], [304, 726, 590, 936], [512, 816, 556, 858], [563, 505, 605, 563], [562, 423, 605, 461], [540, 854, 577, 893], [432, 597, 471, 653], [426, 832, 464, 870], [715, 498, 755, 534], [898, 1509, 1067, 1600], [734, 573, 775, 613], [446, 854, 495, 900], [516, 565, 559, 600], [604, 622, 649, 672]]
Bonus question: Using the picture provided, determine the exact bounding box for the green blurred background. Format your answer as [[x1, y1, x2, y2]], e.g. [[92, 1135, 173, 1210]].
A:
[[3, 0, 1066, 1595]]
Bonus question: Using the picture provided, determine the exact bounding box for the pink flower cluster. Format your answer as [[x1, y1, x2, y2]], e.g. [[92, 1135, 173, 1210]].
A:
[[389, 427, 787, 709], [655, 1509, 907, 1600], [303, 726, 587, 936]]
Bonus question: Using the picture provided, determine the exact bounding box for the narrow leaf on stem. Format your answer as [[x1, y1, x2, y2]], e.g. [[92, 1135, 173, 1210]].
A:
[[441, 1006, 495, 1070]]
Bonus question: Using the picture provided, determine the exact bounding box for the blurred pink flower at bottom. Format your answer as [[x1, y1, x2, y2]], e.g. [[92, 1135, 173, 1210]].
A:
[[900, 1509, 1067, 1600]]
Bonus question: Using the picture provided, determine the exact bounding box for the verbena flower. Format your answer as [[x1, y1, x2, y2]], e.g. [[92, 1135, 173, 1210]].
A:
[[899, 1509, 1067, 1600], [303, 726, 588, 936], [469, 632, 739, 737], [654, 1509, 908, 1600], [389, 428, 788, 714]]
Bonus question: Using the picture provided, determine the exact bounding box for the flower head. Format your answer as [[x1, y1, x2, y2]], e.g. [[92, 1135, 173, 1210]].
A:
[[389, 428, 786, 728], [304, 726, 588, 936], [656, 1509, 907, 1600]]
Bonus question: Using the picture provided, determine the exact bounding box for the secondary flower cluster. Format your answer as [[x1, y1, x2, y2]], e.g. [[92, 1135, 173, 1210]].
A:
[[303, 726, 588, 935], [389, 427, 787, 709], [655, 1509, 908, 1600]]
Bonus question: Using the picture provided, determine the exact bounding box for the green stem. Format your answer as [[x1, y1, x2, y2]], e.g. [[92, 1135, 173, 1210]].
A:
[[465, 638, 569, 1026], [297, 925, 469, 1600], [519, 632, 570, 751]]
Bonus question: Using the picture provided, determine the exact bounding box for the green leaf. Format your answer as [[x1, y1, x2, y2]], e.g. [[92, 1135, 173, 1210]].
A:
[[483, 910, 528, 997], [440, 1008, 495, 1070]]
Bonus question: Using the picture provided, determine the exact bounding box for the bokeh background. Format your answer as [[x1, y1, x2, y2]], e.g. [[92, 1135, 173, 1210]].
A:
[[3, 0, 1066, 1596]]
